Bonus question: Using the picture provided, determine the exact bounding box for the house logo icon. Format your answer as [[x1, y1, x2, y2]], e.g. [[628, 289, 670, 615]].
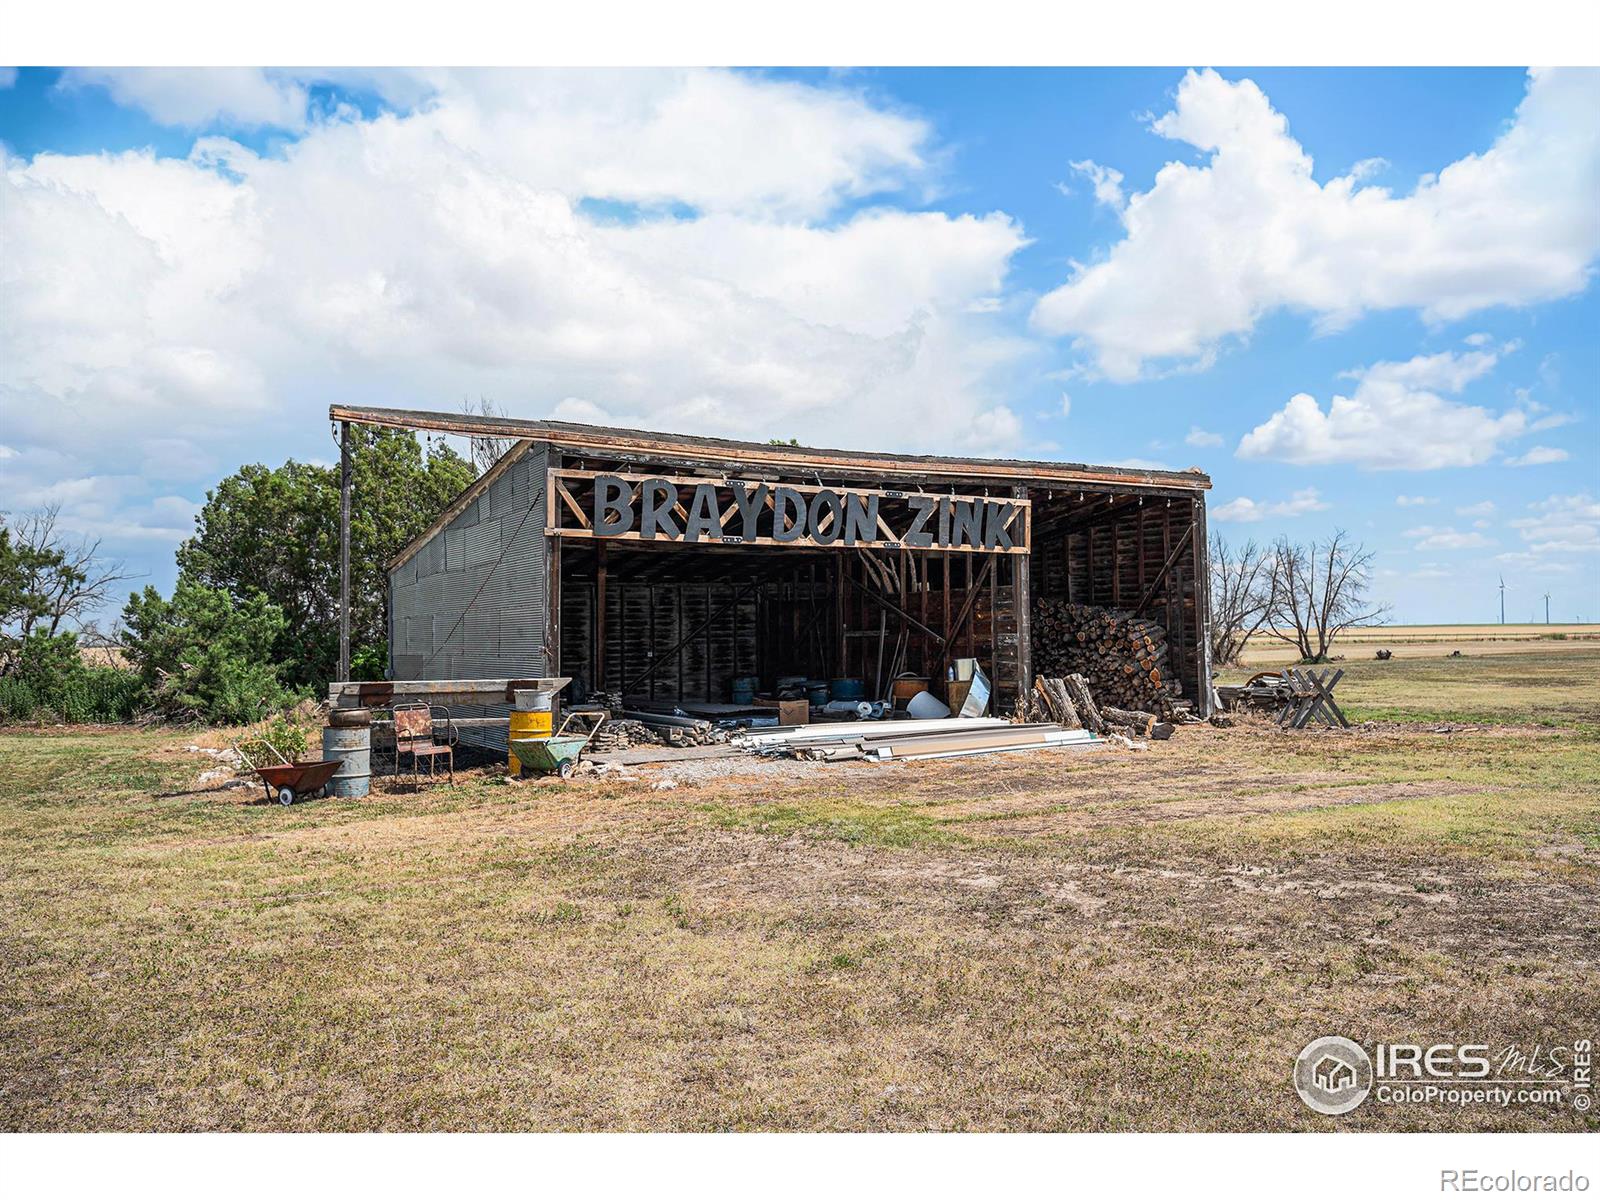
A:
[[1294, 1036, 1373, 1115], [1313, 1055, 1356, 1093]]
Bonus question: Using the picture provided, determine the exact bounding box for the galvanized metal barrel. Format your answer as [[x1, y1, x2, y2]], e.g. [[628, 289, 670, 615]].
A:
[[322, 719, 371, 798], [508, 688, 555, 775]]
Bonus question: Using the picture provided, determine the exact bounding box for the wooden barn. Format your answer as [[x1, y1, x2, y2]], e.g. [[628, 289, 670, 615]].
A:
[[330, 405, 1216, 741]]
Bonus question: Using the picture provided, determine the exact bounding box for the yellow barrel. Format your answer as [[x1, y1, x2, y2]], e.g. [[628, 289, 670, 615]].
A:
[[508, 692, 554, 774]]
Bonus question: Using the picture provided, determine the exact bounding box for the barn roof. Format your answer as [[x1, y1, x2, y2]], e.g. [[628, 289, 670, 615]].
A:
[[331, 404, 1212, 490], [330, 404, 1213, 572]]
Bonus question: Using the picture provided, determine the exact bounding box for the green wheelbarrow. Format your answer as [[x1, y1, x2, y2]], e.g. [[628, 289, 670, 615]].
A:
[[509, 712, 605, 779]]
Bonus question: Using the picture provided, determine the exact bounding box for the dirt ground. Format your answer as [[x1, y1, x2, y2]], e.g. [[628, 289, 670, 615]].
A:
[[1, 650, 1596, 1132]]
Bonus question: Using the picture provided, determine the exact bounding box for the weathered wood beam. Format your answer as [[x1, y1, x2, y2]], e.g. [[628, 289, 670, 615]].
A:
[[843, 572, 946, 646], [339, 420, 352, 682], [1132, 522, 1196, 617]]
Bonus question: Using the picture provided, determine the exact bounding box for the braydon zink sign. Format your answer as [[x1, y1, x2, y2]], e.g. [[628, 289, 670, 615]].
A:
[[545, 469, 1031, 554]]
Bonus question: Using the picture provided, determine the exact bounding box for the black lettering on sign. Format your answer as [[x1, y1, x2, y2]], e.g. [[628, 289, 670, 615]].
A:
[[842, 494, 878, 546], [593, 475, 634, 536], [683, 483, 722, 542], [567, 474, 1028, 552], [731, 482, 767, 541], [772, 487, 806, 542], [983, 501, 1015, 550], [810, 490, 843, 545], [905, 496, 936, 547], [640, 479, 680, 540], [949, 499, 983, 548]]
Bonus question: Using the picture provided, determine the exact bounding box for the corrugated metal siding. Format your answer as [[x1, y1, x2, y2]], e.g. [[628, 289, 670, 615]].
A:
[[387, 442, 550, 751]]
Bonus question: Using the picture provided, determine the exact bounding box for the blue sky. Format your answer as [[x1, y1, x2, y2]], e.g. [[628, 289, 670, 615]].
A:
[[2, 66, 1596, 624]]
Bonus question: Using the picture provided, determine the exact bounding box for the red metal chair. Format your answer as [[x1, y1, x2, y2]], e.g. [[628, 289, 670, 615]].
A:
[[394, 702, 456, 784]]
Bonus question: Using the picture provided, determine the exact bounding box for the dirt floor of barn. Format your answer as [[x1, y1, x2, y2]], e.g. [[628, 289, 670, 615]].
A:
[[2, 648, 1597, 1131]]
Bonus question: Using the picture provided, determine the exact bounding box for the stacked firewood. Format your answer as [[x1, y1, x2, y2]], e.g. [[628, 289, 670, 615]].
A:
[[1031, 599, 1179, 714], [1024, 673, 1174, 741]]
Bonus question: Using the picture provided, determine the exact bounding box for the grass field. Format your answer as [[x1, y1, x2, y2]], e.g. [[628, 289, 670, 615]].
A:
[[2, 644, 1597, 1132]]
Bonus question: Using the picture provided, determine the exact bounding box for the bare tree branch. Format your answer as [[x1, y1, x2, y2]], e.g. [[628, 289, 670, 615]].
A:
[[461, 396, 513, 475], [1264, 529, 1389, 662], [1207, 531, 1272, 667], [2, 506, 143, 660]]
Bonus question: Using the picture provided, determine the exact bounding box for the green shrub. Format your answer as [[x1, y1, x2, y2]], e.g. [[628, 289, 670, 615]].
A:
[[121, 581, 295, 724], [0, 676, 39, 723], [48, 668, 147, 723], [0, 632, 149, 725], [239, 715, 310, 764]]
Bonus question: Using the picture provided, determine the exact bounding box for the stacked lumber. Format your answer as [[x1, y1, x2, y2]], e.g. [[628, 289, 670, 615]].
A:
[[1031, 599, 1180, 714], [736, 717, 1100, 763]]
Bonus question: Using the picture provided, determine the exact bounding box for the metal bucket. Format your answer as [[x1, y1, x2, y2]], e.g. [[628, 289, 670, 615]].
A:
[[322, 722, 371, 798]]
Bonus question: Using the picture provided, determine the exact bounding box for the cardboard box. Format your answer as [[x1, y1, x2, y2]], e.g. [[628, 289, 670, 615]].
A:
[[753, 698, 809, 726]]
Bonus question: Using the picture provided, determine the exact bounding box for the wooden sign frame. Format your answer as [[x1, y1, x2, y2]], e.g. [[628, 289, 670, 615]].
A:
[[545, 468, 1031, 554]]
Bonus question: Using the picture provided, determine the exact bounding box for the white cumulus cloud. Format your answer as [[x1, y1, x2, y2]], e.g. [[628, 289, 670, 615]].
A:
[[60, 68, 312, 130], [1185, 426, 1224, 448], [1506, 445, 1571, 467], [1, 69, 1031, 553], [1212, 487, 1328, 523], [1031, 67, 1600, 380], [1067, 160, 1126, 211], [1395, 495, 1435, 507], [1509, 493, 1600, 554], [1405, 525, 1496, 550], [1236, 346, 1534, 469]]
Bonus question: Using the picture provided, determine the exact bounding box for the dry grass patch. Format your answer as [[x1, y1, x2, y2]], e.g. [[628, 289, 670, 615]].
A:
[[2, 650, 1597, 1132]]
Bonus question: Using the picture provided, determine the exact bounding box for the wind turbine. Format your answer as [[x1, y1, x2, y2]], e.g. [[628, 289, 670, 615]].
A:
[[1544, 592, 1552, 624], [1499, 575, 1506, 625]]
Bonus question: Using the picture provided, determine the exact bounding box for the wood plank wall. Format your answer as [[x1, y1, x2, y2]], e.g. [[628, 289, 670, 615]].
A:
[[559, 569, 829, 703], [557, 549, 1021, 708], [1030, 495, 1203, 702]]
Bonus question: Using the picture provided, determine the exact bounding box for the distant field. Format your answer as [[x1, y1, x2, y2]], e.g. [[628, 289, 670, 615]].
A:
[[1239, 623, 1600, 666]]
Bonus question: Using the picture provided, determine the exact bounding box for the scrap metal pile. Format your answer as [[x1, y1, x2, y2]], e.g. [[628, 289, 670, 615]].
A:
[[1216, 668, 1350, 729], [1031, 600, 1180, 715], [584, 711, 731, 752], [734, 717, 1101, 763]]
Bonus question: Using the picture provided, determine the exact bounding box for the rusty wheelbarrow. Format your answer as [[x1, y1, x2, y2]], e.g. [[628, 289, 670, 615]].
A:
[[234, 737, 342, 806]]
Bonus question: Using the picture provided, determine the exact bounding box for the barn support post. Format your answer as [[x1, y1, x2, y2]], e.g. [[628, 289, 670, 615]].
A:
[[338, 419, 352, 682], [545, 535, 562, 679], [1014, 485, 1032, 706], [1192, 493, 1216, 718], [594, 540, 608, 691]]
